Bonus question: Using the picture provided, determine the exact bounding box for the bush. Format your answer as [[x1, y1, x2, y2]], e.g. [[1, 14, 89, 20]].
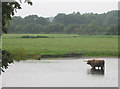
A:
[[33, 55, 41, 60], [10, 48, 27, 61], [22, 35, 49, 38], [2, 50, 13, 72]]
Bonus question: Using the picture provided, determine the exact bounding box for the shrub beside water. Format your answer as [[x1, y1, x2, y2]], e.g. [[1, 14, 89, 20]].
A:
[[10, 48, 27, 61], [2, 50, 13, 72], [33, 55, 41, 60]]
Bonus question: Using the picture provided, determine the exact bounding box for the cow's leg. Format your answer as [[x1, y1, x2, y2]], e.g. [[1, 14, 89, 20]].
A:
[[101, 67, 104, 70], [93, 66, 95, 69]]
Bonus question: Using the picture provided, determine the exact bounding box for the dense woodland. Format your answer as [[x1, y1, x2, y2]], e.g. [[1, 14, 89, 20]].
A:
[[8, 10, 119, 35]]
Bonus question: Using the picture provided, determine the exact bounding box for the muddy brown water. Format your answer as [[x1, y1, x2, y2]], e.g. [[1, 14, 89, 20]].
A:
[[2, 58, 118, 87]]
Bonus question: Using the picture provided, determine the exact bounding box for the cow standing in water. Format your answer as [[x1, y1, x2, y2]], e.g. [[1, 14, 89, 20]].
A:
[[84, 59, 105, 70]]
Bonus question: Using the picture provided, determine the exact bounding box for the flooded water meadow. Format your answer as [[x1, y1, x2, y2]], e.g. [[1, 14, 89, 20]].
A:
[[2, 57, 118, 87]]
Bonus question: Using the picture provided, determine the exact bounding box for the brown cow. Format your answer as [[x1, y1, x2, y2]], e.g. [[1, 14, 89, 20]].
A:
[[84, 59, 105, 70]]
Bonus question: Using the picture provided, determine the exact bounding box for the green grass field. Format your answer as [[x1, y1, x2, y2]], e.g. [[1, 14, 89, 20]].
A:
[[2, 34, 118, 58]]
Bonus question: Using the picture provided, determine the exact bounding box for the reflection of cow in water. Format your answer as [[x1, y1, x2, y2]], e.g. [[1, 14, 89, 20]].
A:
[[87, 69, 104, 75], [84, 59, 105, 70]]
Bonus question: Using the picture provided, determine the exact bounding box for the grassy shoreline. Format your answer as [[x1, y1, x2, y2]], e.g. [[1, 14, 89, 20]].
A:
[[26, 53, 118, 59], [2, 34, 118, 60]]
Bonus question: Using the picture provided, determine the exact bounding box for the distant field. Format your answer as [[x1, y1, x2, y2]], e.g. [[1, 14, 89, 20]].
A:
[[2, 34, 118, 58]]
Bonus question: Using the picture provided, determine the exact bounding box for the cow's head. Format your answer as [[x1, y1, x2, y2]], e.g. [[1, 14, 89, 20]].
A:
[[87, 60, 91, 65]]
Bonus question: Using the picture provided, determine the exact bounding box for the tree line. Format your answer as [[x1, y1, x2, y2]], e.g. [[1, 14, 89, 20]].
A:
[[8, 10, 119, 35]]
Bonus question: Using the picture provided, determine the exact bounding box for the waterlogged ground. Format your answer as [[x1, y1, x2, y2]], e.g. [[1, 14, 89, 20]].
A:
[[2, 58, 118, 87]]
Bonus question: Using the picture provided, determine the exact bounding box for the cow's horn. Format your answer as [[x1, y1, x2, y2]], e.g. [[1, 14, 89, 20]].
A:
[[83, 59, 87, 62]]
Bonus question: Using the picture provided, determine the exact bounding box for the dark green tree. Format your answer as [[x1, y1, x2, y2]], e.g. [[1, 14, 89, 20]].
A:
[[8, 10, 118, 35]]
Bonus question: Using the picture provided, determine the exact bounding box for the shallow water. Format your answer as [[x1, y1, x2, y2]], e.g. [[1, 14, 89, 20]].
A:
[[2, 58, 118, 87]]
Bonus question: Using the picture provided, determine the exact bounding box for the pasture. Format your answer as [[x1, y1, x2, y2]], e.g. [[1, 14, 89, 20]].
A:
[[2, 34, 118, 59]]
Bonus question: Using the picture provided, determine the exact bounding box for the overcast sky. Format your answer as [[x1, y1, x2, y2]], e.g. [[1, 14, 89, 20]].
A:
[[15, 0, 118, 18]]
